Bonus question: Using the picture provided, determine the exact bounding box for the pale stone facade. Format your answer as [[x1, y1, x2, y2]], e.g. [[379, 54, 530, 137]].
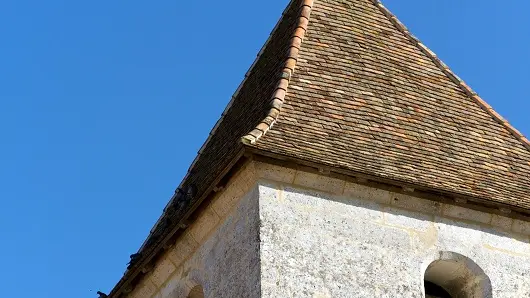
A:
[[127, 161, 530, 298], [126, 162, 260, 298]]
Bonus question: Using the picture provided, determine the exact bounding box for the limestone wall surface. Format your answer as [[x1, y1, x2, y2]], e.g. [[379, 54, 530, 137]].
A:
[[126, 162, 261, 298], [124, 161, 530, 298], [258, 166, 530, 297]]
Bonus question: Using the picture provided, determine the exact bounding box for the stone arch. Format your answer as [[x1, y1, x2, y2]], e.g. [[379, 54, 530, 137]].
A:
[[160, 268, 206, 298], [187, 285, 205, 298], [423, 251, 492, 298], [183, 268, 207, 298]]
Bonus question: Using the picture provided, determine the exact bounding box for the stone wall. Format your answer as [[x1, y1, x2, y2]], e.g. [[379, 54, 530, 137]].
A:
[[126, 162, 261, 298], [258, 164, 530, 297], [125, 161, 530, 297]]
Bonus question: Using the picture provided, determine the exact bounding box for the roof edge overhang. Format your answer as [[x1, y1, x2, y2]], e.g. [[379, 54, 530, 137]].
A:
[[109, 142, 530, 297], [108, 149, 247, 297], [107, 0, 312, 296], [247, 146, 530, 221]]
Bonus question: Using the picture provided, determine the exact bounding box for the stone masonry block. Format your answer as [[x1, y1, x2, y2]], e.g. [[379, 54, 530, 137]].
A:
[[391, 193, 442, 215], [343, 182, 392, 205], [129, 275, 157, 298], [512, 219, 530, 236], [293, 171, 344, 195], [188, 207, 220, 244], [481, 231, 530, 256], [256, 162, 296, 184], [150, 253, 177, 287], [211, 185, 243, 218], [168, 232, 199, 267], [157, 268, 186, 298], [491, 214, 513, 231], [384, 207, 433, 232], [443, 205, 492, 224], [233, 162, 257, 192], [211, 162, 256, 218]]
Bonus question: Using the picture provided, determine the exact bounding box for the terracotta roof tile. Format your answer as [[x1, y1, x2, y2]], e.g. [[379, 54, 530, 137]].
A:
[[250, 0, 530, 210]]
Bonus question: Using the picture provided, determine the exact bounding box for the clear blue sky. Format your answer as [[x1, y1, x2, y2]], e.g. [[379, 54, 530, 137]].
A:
[[0, 0, 528, 297]]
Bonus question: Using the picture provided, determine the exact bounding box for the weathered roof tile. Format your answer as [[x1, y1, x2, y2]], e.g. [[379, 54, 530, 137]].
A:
[[250, 0, 530, 210]]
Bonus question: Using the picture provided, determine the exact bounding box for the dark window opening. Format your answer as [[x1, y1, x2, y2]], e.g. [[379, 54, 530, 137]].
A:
[[423, 252, 492, 298], [424, 280, 452, 298]]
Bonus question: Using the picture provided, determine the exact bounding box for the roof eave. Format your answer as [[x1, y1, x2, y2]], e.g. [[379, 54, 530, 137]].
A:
[[247, 146, 530, 220], [107, 0, 312, 296]]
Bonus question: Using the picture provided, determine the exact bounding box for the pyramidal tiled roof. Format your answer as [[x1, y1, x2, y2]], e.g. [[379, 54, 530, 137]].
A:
[[244, 0, 530, 210], [108, 0, 530, 296]]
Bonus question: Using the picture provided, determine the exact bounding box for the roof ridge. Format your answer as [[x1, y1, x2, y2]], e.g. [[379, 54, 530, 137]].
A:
[[136, 0, 299, 253], [371, 0, 530, 152], [241, 0, 315, 145], [107, 2, 316, 296]]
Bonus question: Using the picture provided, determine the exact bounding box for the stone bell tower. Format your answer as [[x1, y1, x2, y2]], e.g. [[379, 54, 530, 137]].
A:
[[106, 0, 530, 297]]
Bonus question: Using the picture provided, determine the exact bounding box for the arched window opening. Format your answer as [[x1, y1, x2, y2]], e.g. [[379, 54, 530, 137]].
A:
[[424, 280, 452, 298], [424, 252, 492, 298], [187, 285, 204, 298]]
